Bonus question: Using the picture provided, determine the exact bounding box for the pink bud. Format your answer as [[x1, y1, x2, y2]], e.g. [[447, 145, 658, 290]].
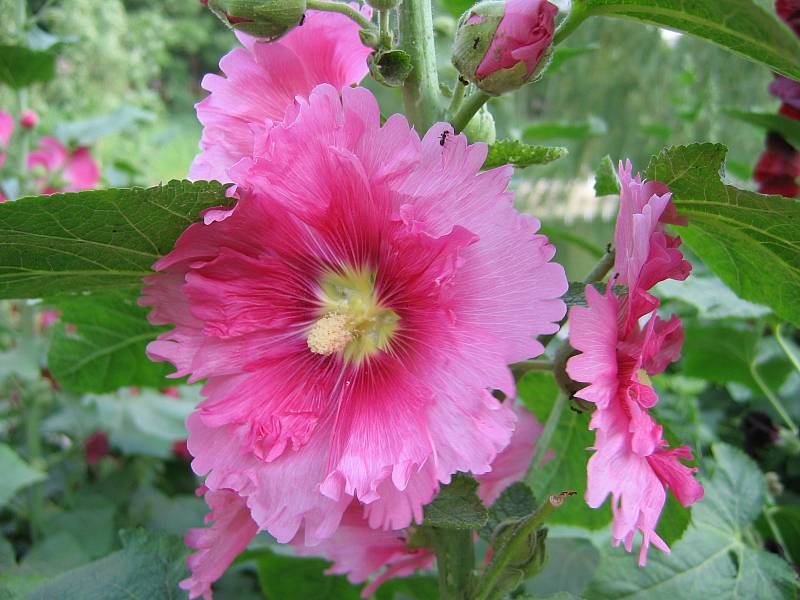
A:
[[20, 110, 38, 129], [84, 431, 110, 465]]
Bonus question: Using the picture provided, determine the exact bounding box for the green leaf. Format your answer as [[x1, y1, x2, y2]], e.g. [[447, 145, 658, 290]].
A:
[[543, 46, 599, 77], [594, 155, 620, 197], [724, 109, 800, 149], [0, 44, 57, 89], [368, 49, 413, 88], [374, 575, 439, 600], [20, 532, 92, 577], [423, 473, 488, 530], [0, 443, 45, 508], [656, 274, 771, 320], [484, 140, 568, 170], [255, 549, 361, 600], [522, 117, 607, 142], [525, 538, 599, 598], [0, 180, 231, 300], [47, 289, 172, 393], [480, 482, 538, 542], [42, 504, 116, 560], [25, 529, 189, 600], [585, 444, 799, 599], [440, 0, 474, 17], [576, 0, 800, 80], [54, 106, 157, 146], [764, 506, 800, 566], [645, 143, 800, 327]]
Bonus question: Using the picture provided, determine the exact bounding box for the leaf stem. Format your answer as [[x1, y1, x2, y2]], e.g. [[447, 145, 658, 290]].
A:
[[399, 0, 442, 129], [525, 392, 567, 483], [377, 8, 393, 48], [475, 492, 572, 600], [306, 0, 375, 30], [750, 362, 798, 435], [774, 324, 800, 375], [553, 2, 589, 46], [431, 528, 475, 600], [451, 90, 490, 134]]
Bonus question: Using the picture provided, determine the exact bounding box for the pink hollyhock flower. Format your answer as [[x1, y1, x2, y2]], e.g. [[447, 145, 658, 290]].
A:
[[143, 84, 567, 596], [20, 110, 38, 129], [612, 161, 690, 325], [0, 110, 12, 147], [189, 6, 372, 183], [474, 0, 558, 80], [290, 404, 542, 597], [27, 137, 100, 194]]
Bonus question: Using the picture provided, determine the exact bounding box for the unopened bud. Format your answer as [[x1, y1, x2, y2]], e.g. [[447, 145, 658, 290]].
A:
[[452, 0, 558, 96], [20, 110, 38, 129], [206, 0, 307, 40], [463, 104, 496, 144]]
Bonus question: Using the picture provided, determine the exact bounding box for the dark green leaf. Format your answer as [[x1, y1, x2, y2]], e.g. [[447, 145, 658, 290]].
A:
[[0, 44, 57, 89], [525, 538, 599, 598], [645, 143, 800, 327], [522, 117, 607, 142], [480, 482, 538, 542], [724, 109, 800, 149], [0, 180, 231, 299], [484, 140, 568, 169], [374, 575, 439, 600], [47, 289, 172, 393], [440, 0, 474, 17], [423, 473, 488, 530], [576, 0, 800, 80], [585, 444, 799, 599], [594, 155, 620, 197], [25, 529, 189, 600], [764, 506, 800, 566], [369, 49, 413, 88], [255, 549, 361, 600], [0, 443, 45, 508]]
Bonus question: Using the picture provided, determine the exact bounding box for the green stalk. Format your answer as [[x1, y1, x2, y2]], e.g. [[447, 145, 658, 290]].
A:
[[450, 90, 490, 134], [399, 0, 441, 129], [448, 76, 468, 114], [750, 362, 798, 435], [775, 324, 800, 375], [552, 2, 589, 46], [431, 528, 475, 600], [306, 0, 375, 30], [377, 8, 392, 48]]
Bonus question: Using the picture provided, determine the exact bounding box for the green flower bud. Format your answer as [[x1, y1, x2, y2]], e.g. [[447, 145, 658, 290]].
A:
[[206, 0, 307, 40], [365, 0, 400, 9], [452, 0, 558, 96], [463, 104, 496, 144]]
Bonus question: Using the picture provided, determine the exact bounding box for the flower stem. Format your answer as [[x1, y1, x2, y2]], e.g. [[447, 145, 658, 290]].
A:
[[775, 324, 800, 375], [450, 90, 490, 134], [552, 2, 589, 46], [750, 362, 798, 435], [431, 528, 475, 600], [399, 0, 442, 130], [306, 0, 375, 30], [377, 9, 393, 48], [475, 492, 572, 600]]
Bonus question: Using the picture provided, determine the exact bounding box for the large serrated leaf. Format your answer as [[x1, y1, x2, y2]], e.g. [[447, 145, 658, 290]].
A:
[[47, 289, 172, 393], [645, 143, 800, 327], [0, 180, 231, 300], [423, 473, 488, 530], [585, 444, 799, 599], [575, 0, 800, 80]]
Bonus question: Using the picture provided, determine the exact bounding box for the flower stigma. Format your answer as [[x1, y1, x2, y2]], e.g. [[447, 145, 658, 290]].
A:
[[307, 266, 399, 363]]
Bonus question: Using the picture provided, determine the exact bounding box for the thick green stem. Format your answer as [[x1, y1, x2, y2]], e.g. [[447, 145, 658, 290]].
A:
[[431, 528, 475, 600], [399, 0, 441, 129], [451, 90, 490, 134], [750, 362, 798, 435], [306, 0, 375, 30], [553, 2, 589, 46]]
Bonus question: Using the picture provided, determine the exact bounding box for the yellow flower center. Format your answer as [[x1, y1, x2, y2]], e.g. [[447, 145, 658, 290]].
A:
[[307, 266, 399, 363]]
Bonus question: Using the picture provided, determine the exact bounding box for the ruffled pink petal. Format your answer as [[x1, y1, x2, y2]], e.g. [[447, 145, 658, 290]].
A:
[[180, 489, 259, 600]]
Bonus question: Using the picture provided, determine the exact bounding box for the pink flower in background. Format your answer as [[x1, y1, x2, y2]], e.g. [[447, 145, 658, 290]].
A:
[[567, 163, 702, 564], [189, 6, 372, 182], [27, 137, 100, 193], [20, 110, 38, 129], [474, 0, 558, 79], [0, 110, 13, 147], [84, 430, 110, 465], [144, 84, 566, 597], [291, 405, 542, 597]]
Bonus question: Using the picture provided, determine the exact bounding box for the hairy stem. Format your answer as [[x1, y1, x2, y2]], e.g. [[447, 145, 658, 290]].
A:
[[448, 76, 468, 114], [306, 0, 375, 30], [431, 528, 475, 600], [399, 0, 441, 129], [553, 2, 589, 46], [451, 90, 490, 133]]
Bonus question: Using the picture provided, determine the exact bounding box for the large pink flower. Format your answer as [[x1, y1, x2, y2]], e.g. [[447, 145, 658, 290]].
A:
[[143, 84, 566, 596], [189, 6, 372, 182], [27, 137, 100, 194], [290, 404, 542, 597], [567, 164, 702, 564]]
